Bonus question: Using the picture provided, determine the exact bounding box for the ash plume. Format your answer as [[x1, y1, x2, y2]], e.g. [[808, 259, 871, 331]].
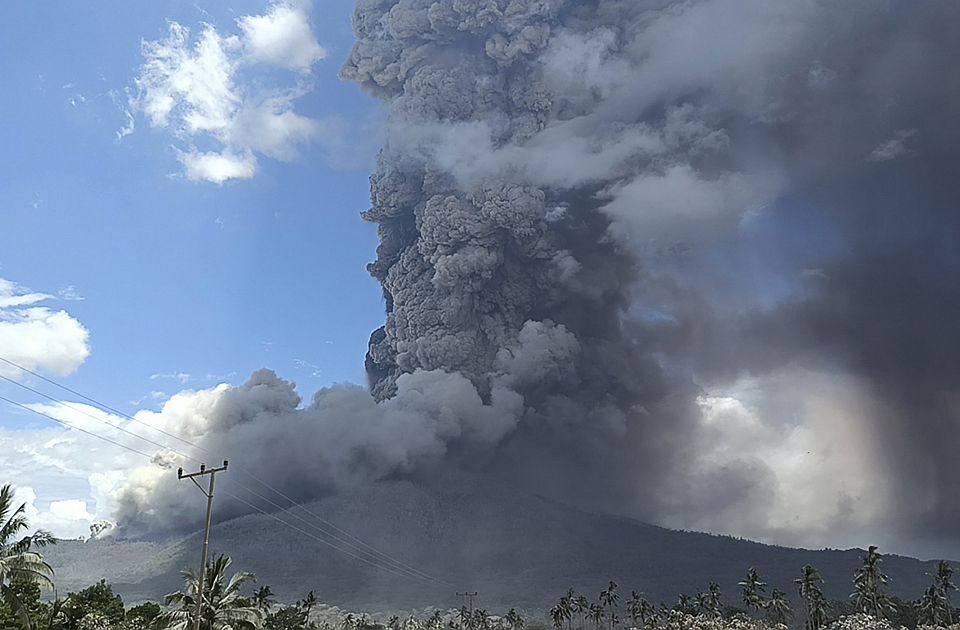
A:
[[115, 0, 960, 556]]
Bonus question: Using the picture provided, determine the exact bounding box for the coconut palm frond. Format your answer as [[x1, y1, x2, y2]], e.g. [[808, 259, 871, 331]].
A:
[[156, 555, 262, 630]]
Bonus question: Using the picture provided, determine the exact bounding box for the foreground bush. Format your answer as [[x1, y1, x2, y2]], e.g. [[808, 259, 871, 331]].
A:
[[640, 611, 785, 630], [827, 612, 960, 630]]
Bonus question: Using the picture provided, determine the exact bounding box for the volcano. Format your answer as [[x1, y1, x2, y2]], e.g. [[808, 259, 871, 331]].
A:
[[45, 471, 946, 612]]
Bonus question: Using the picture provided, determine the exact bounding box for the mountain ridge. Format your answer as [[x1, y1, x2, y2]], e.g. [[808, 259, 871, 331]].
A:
[[43, 473, 951, 612]]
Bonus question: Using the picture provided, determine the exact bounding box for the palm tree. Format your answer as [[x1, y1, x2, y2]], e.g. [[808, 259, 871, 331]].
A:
[[935, 561, 956, 624], [796, 565, 827, 630], [156, 554, 262, 630], [851, 546, 895, 619], [626, 592, 653, 628], [504, 609, 523, 630], [573, 595, 589, 630], [694, 592, 711, 617], [917, 585, 945, 627], [0, 484, 55, 628], [458, 608, 472, 630], [560, 592, 575, 630], [550, 603, 567, 630], [706, 583, 723, 619], [767, 589, 791, 625], [598, 582, 619, 630], [587, 604, 604, 630], [810, 596, 828, 630], [252, 586, 274, 615], [652, 604, 668, 627], [428, 611, 444, 630], [675, 595, 695, 616], [739, 568, 767, 615], [300, 591, 317, 618], [471, 610, 490, 630]]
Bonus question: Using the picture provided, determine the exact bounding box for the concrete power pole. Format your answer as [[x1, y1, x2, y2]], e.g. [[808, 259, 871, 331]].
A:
[[178, 460, 229, 630], [457, 592, 478, 630]]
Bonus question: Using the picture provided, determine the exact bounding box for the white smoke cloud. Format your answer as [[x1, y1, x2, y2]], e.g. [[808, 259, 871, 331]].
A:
[[600, 165, 782, 246], [1, 420, 136, 539], [0, 278, 91, 380], [132, 1, 327, 183], [12, 487, 94, 541], [662, 369, 892, 551]]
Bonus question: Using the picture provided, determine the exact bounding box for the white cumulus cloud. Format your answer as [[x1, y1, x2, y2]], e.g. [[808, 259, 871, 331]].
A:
[[3, 424, 136, 539], [238, 1, 327, 71], [132, 1, 326, 184], [0, 278, 91, 380], [177, 149, 257, 184]]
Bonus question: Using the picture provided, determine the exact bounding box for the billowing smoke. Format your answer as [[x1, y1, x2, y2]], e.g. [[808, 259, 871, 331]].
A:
[[113, 368, 523, 535], [116, 0, 960, 556]]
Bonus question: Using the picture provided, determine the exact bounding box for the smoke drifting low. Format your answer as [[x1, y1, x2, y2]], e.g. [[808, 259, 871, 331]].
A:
[[116, 0, 960, 557]]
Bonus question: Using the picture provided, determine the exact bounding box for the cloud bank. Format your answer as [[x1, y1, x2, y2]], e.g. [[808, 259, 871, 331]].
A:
[[1, 404, 135, 540]]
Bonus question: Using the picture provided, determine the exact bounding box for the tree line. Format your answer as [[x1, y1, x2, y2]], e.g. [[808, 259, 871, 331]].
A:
[[549, 549, 957, 630]]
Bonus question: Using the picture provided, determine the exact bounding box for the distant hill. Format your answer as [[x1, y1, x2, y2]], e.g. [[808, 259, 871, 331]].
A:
[[43, 472, 950, 613]]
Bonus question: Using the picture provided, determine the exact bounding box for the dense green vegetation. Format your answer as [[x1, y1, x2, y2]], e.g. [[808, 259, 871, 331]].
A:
[[2, 484, 958, 630]]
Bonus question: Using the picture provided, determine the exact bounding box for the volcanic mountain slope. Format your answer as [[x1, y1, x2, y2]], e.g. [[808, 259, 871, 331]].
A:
[[45, 473, 946, 612]]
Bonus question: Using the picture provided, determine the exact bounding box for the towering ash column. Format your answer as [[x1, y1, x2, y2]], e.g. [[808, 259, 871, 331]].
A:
[[341, 0, 646, 408]]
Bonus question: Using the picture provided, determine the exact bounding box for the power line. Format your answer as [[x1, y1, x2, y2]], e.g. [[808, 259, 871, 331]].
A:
[[0, 356, 199, 451], [0, 356, 448, 585], [0, 368, 434, 579], [0, 389, 439, 585], [0, 355, 442, 582], [0, 370, 441, 582], [0, 393, 156, 460], [222, 490, 441, 586], [0, 372, 197, 460], [0, 355, 445, 584], [226, 474, 446, 584]]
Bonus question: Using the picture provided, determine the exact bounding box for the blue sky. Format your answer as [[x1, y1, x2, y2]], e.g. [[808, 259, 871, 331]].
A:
[[0, 0, 384, 412], [0, 0, 395, 534]]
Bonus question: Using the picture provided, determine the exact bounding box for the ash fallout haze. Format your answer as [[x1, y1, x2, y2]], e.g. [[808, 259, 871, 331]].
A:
[[2, 0, 959, 569]]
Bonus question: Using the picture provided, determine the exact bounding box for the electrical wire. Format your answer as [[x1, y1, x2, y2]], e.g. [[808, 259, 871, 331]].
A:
[[0, 390, 439, 585], [0, 356, 448, 585]]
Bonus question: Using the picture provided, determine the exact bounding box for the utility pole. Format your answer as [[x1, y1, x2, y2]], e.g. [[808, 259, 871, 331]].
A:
[[457, 592, 478, 630], [179, 460, 228, 630]]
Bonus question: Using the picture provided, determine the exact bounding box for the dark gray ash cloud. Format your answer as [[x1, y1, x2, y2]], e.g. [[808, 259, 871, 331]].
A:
[[116, 0, 960, 558]]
